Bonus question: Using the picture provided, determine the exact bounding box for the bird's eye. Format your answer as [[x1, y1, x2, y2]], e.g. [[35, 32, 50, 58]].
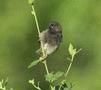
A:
[[51, 24, 54, 26]]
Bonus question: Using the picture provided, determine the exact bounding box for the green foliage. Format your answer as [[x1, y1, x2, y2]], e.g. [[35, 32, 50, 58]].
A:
[[68, 43, 82, 57], [68, 43, 77, 57], [0, 78, 13, 90], [45, 71, 64, 83], [55, 80, 73, 90], [28, 1, 81, 90], [28, 0, 34, 4], [9, 88, 13, 90], [29, 79, 42, 90], [28, 59, 40, 68]]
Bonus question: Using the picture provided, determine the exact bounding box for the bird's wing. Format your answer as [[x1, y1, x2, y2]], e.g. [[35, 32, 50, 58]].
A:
[[40, 30, 48, 44]]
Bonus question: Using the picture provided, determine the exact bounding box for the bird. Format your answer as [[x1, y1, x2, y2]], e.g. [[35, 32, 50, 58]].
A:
[[37, 21, 63, 56]]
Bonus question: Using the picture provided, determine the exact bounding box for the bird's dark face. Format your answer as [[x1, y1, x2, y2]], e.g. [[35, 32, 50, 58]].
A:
[[47, 22, 63, 46], [48, 22, 62, 34]]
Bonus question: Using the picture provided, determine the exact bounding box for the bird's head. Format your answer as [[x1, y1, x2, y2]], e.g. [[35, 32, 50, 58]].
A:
[[48, 22, 62, 34]]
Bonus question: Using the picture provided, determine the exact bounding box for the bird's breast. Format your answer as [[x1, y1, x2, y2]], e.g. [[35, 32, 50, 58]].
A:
[[43, 43, 58, 55]]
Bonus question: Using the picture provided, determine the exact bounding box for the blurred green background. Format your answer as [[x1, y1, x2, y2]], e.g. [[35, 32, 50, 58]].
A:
[[0, 0, 101, 90]]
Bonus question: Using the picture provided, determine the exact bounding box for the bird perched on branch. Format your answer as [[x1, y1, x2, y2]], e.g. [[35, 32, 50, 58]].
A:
[[37, 21, 63, 56]]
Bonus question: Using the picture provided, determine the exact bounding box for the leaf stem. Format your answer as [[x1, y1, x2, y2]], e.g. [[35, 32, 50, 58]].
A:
[[29, 79, 42, 90], [31, 2, 49, 74], [31, 4, 45, 57], [42, 60, 49, 75], [65, 55, 75, 78], [31, 2, 56, 90], [32, 84, 42, 90], [31, 5, 40, 35]]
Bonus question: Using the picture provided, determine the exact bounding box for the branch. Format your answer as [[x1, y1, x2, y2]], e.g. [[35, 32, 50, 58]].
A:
[[29, 79, 42, 90], [31, 2, 49, 75], [31, 4, 46, 58]]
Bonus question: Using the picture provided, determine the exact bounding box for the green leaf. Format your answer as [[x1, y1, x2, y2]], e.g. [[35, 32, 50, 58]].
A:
[[10, 88, 14, 90], [45, 72, 54, 82], [28, 60, 40, 68], [64, 88, 69, 90], [55, 83, 68, 90], [29, 79, 35, 84], [28, 0, 34, 4], [65, 81, 73, 90], [45, 71, 64, 83], [68, 43, 76, 56], [54, 71, 64, 80]]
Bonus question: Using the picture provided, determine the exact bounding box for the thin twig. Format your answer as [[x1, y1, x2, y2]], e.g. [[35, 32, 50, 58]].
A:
[[65, 48, 82, 78], [65, 55, 74, 78], [29, 80, 42, 90], [42, 60, 49, 75], [31, 3, 49, 74], [32, 84, 42, 90], [31, 5, 45, 57]]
